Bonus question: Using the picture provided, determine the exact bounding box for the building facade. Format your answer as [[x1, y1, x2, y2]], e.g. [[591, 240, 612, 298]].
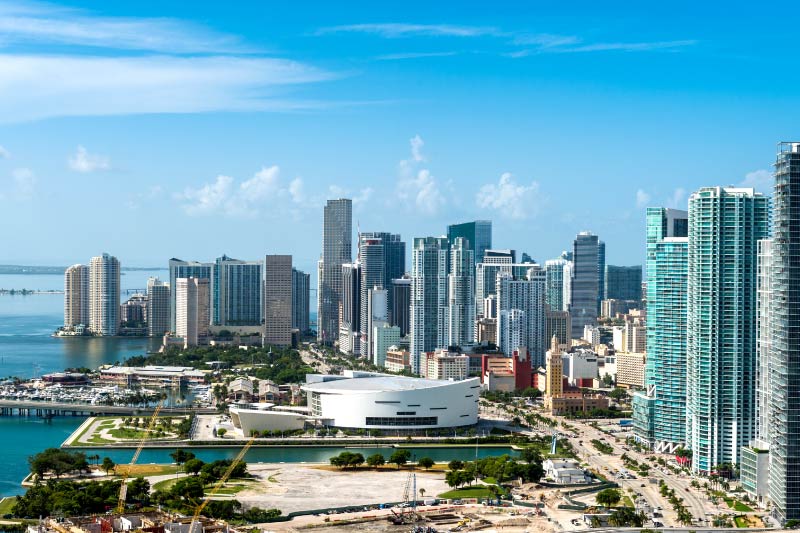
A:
[[146, 277, 170, 337], [496, 266, 546, 366], [292, 268, 310, 335], [64, 264, 89, 327], [390, 277, 411, 337], [89, 253, 120, 336], [569, 232, 602, 339], [175, 277, 210, 347], [410, 237, 448, 373], [632, 207, 689, 453], [685, 187, 769, 473], [338, 262, 361, 355], [212, 255, 262, 327], [447, 237, 475, 346], [168, 258, 212, 332], [476, 249, 515, 316], [318, 198, 352, 344], [604, 265, 643, 302], [545, 257, 569, 312], [264, 255, 293, 346], [447, 220, 492, 265]]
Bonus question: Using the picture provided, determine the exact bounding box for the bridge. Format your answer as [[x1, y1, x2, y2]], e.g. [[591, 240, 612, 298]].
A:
[[0, 399, 216, 417]]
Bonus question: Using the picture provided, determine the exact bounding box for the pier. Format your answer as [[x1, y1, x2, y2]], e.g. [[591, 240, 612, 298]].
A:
[[0, 399, 216, 417]]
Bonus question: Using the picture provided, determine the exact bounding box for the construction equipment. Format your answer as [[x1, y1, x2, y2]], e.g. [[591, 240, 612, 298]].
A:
[[191, 437, 255, 524], [116, 402, 164, 514]]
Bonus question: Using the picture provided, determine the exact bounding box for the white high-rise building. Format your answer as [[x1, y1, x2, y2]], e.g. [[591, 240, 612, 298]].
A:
[[372, 323, 401, 368], [89, 253, 120, 336], [176, 277, 210, 347], [364, 287, 389, 360], [447, 237, 475, 347], [475, 249, 515, 316], [497, 308, 525, 358], [410, 236, 448, 373], [496, 266, 547, 366], [64, 264, 89, 328]]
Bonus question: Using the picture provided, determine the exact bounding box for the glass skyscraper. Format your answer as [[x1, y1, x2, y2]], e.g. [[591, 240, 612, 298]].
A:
[[447, 220, 492, 265], [767, 142, 800, 522], [446, 237, 474, 347], [604, 265, 643, 302], [318, 198, 352, 344], [569, 232, 602, 339], [212, 255, 263, 326], [545, 257, 569, 311], [632, 208, 688, 452], [685, 187, 770, 473]]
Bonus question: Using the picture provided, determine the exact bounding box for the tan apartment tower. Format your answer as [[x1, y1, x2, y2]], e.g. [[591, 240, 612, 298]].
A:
[[176, 277, 209, 347], [64, 264, 89, 327]]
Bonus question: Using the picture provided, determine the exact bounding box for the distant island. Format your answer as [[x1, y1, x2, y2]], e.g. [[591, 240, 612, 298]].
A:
[[0, 265, 166, 275]]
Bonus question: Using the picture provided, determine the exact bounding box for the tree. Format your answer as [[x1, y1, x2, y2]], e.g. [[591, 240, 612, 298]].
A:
[[170, 449, 195, 465], [448, 460, 464, 471], [418, 457, 435, 470], [366, 454, 385, 469], [521, 447, 543, 465], [608, 388, 629, 402], [126, 477, 150, 505], [101, 457, 116, 475], [608, 507, 645, 527], [596, 488, 621, 508], [217, 428, 227, 438], [419, 488, 426, 499], [445, 470, 461, 489], [184, 458, 205, 476], [28, 448, 89, 479], [389, 449, 411, 469]]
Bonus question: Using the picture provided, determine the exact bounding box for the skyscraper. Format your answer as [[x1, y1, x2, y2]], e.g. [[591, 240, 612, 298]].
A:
[[264, 255, 293, 346], [544, 258, 568, 311], [292, 268, 310, 335], [447, 220, 492, 265], [569, 232, 602, 339], [446, 237, 475, 347], [410, 236, 448, 373], [496, 266, 547, 366], [146, 277, 170, 337], [64, 264, 89, 327], [212, 255, 262, 326], [358, 232, 405, 355], [339, 262, 361, 355], [685, 187, 769, 473], [765, 142, 800, 522], [318, 198, 352, 344], [176, 277, 210, 347], [604, 265, 643, 302], [89, 253, 120, 336], [168, 258, 212, 332], [632, 207, 689, 453], [390, 277, 411, 337], [476, 249, 515, 316]]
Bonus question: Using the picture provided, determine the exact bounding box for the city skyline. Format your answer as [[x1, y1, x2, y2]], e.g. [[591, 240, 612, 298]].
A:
[[0, 1, 792, 273]]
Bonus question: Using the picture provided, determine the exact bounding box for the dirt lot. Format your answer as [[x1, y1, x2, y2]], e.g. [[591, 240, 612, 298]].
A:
[[237, 464, 450, 514]]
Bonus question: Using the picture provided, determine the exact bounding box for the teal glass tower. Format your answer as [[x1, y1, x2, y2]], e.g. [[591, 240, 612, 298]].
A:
[[685, 187, 770, 473], [632, 207, 688, 452]]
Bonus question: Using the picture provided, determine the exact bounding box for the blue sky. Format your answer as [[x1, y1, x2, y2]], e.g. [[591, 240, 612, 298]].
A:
[[0, 0, 792, 278]]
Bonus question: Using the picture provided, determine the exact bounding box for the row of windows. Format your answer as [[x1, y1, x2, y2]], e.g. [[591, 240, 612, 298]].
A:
[[365, 416, 438, 426]]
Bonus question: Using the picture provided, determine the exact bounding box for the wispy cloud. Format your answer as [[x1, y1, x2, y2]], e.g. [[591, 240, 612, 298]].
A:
[[396, 134, 445, 214], [375, 51, 458, 61], [508, 39, 696, 57], [476, 172, 542, 219], [0, 1, 252, 53], [741, 169, 773, 195], [317, 23, 499, 38], [667, 187, 687, 209], [68, 145, 110, 173], [635, 189, 651, 209], [12, 167, 36, 198], [0, 55, 337, 123], [0, 146, 9, 159]]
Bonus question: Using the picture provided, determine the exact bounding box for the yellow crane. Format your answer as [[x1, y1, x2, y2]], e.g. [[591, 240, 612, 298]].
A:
[[116, 402, 164, 515], [191, 437, 255, 524]]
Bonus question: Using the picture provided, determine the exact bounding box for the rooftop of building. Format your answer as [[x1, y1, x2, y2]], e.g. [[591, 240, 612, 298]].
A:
[[303, 373, 477, 394]]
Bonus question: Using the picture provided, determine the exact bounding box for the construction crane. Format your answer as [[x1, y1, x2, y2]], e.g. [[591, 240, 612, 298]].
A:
[[116, 402, 164, 515], [192, 437, 255, 525]]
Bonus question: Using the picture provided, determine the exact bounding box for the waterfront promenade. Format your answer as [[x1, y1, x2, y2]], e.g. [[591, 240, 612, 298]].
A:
[[0, 399, 215, 417]]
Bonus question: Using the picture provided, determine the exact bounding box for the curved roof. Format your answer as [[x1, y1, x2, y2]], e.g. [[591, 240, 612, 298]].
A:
[[302, 375, 476, 394]]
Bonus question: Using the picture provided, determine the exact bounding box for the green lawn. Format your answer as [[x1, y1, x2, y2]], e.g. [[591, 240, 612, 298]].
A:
[[734, 516, 749, 528], [725, 499, 753, 513], [438, 486, 494, 500], [152, 478, 181, 492], [622, 496, 635, 508], [0, 496, 18, 516]]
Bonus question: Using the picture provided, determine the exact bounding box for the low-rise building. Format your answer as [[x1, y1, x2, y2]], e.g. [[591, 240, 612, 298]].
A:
[[543, 458, 592, 484], [99, 365, 205, 385], [480, 348, 533, 391], [421, 349, 470, 381], [616, 352, 645, 389], [229, 403, 309, 435], [385, 347, 412, 373], [562, 349, 598, 387]]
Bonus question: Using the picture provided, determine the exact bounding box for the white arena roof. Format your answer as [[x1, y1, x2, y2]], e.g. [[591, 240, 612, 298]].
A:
[[303, 375, 469, 394]]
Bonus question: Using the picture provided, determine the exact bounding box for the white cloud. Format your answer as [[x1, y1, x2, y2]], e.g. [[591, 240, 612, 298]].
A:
[[12, 167, 35, 198], [741, 169, 773, 194], [0, 2, 251, 54], [635, 189, 651, 209], [512, 33, 581, 48], [410, 134, 425, 162], [667, 187, 687, 209], [177, 174, 234, 216], [0, 55, 337, 123], [395, 134, 446, 214], [68, 145, 111, 173], [317, 23, 499, 38], [0, 146, 9, 158], [475, 172, 541, 219], [375, 51, 458, 60]]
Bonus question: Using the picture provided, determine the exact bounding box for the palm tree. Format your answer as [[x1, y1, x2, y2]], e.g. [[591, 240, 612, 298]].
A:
[[419, 488, 426, 499]]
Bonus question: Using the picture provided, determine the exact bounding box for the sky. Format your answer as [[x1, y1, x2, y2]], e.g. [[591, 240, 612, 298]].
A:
[[0, 0, 794, 280]]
